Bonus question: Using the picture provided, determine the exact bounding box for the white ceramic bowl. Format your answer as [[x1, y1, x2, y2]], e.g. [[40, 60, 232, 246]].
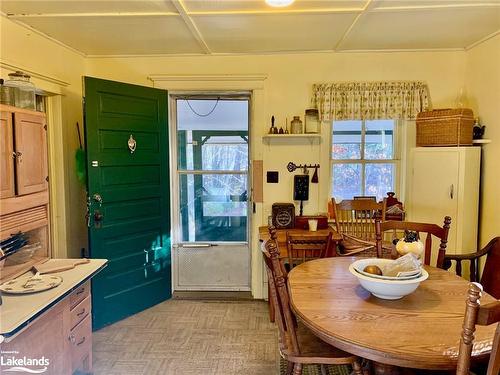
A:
[[349, 258, 429, 300]]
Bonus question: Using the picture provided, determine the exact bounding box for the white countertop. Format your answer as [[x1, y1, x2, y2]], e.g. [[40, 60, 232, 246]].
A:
[[0, 259, 107, 342]]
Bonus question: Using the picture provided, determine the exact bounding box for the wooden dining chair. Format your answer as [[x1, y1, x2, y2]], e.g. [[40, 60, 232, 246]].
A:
[[286, 232, 333, 270], [444, 237, 500, 299], [375, 216, 452, 268], [262, 227, 364, 375], [456, 282, 500, 375], [329, 197, 386, 257]]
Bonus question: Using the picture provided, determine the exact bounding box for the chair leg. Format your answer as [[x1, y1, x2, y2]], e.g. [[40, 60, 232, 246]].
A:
[[292, 363, 302, 375], [268, 284, 275, 323], [352, 360, 364, 375], [320, 364, 328, 375], [285, 361, 294, 375]]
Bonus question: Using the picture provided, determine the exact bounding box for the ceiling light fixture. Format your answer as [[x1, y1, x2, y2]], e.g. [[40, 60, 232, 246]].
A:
[[265, 0, 295, 7]]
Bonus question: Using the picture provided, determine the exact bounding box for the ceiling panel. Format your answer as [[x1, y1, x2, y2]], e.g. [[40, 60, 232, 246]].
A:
[[341, 7, 500, 50], [0, 0, 178, 15], [17, 15, 203, 55], [374, 0, 500, 9], [193, 13, 358, 53], [184, 0, 367, 12]]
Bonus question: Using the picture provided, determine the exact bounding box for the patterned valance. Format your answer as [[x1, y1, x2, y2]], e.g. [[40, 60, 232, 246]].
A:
[[312, 81, 430, 121]]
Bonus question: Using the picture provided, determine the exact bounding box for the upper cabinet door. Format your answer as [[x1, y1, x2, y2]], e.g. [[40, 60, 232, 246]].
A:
[[0, 111, 15, 198], [14, 112, 48, 195]]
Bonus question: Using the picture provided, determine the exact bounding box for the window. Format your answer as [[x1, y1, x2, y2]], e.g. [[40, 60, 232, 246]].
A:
[[331, 119, 398, 201]]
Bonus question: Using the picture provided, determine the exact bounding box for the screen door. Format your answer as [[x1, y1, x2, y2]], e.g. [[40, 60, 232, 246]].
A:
[[171, 94, 251, 291]]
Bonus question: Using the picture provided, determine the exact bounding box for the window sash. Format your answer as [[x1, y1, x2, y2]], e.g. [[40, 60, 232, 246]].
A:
[[331, 120, 400, 199]]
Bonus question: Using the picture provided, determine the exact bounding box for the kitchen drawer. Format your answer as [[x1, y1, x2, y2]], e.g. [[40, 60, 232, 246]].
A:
[[69, 315, 92, 372], [70, 281, 90, 309], [70, 295, 91, 330]]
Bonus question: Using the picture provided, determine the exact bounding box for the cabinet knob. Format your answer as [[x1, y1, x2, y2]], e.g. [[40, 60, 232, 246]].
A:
[[13, 151, 22, 163]]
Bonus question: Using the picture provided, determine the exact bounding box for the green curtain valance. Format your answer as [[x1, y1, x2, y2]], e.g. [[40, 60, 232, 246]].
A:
[[312, 81, 430, 121]]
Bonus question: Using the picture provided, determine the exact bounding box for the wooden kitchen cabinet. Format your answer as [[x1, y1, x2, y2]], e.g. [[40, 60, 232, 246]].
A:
[[0, 270, 103, 375], [0, 105, 47, 197], [0, 280, 95, 375], [0, 110, 15, 198], [0, 104, 50, 284], [14, 111, 48, 195]]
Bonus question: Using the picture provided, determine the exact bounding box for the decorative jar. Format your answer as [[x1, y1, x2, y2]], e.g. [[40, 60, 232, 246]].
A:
[[4, 71, 36, 110], [305, 109, 320, 133], [290, 116, 303, 134]]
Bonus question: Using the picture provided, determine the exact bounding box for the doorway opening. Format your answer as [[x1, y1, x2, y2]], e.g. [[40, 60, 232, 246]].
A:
[[171, 93, 251, 292]]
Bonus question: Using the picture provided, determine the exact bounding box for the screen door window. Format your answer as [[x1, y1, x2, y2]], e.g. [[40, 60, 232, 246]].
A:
[[176, 98, 249, 242]]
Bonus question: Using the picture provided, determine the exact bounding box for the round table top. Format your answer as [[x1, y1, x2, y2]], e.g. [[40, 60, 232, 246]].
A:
[[287, 257, 496, 370]]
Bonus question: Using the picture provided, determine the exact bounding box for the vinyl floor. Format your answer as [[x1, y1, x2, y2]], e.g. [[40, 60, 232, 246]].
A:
[[92, 299, 352, 375]]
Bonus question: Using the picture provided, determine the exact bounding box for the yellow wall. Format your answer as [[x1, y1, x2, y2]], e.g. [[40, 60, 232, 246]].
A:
[[465, 34, 500, 246], [5, 13, 499, 297], [86, 52, 466, 216], [86, 51, 466, 297], [0, 16, 87, 258]]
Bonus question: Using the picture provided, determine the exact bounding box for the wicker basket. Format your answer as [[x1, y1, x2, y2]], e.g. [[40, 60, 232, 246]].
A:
[[416, 108, 474, 146]]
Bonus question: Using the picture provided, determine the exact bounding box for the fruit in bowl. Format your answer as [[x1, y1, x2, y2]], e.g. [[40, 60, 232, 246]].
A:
[[349, 258, 428, 300]]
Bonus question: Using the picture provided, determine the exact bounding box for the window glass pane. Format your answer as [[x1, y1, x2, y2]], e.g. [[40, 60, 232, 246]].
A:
[[365, 163, 394, 201], [332, 120, 362, 160], [177, 99, 248, 171], [179, 173, 247, 242], [332, 163, 362, 200], [365, 120, 394, 160]]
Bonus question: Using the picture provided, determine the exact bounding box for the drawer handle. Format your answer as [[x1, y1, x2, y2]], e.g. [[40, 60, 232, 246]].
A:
[[77, 308, 86, 317], [76, 288, 85, 296], [69, 334, 86, 346]]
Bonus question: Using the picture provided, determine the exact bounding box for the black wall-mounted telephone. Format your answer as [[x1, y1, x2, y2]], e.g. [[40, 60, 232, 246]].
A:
[[293, 174, 309, 209]]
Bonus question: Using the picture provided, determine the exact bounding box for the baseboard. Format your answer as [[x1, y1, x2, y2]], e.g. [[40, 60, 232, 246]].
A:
[[172, 290, 255, 300]]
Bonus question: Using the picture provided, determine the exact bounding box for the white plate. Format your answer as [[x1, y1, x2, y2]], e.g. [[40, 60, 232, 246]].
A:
[[0, 275, 63, 294]]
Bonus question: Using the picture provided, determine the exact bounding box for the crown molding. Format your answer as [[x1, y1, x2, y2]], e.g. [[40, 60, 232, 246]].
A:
[[1, 13, 87, 58], [465, 29, 500, 50], [0, 60, 70, 87], [147, 74, 268, 82]]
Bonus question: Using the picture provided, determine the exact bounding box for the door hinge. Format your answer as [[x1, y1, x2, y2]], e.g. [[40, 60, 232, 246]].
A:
[[46, 176, 49, 182], [44, 124, 47, 131]]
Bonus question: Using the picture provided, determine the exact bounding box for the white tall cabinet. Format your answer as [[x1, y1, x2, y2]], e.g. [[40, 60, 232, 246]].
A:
[[407, 147, 481, 262]]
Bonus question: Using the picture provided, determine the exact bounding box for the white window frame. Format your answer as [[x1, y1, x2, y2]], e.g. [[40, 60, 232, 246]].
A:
[[330, 119, 402, 200]]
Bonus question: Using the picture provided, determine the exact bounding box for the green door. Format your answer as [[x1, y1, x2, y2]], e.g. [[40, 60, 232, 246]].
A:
[[84, 77, 171, 330]]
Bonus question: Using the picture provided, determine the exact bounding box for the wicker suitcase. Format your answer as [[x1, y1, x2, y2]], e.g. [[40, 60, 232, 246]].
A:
[[416, 108, 474, 146]]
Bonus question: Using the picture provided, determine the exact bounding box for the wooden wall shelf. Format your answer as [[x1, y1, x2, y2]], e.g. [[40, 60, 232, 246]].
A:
[[262, 134, 321, 145]]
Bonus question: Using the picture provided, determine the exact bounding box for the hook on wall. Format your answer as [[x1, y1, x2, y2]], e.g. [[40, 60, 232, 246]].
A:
[[287, 162, 320, 183]]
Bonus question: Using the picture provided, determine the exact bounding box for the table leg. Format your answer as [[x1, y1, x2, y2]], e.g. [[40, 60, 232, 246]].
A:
[[372, 362, 402, 375]]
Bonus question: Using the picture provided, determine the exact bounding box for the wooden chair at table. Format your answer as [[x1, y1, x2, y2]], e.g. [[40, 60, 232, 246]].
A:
[[285, 231, 333, 270], [456, 282, 500, 375], [374, 216, 452, 267], [329, 197, 386, 257], [444, 237, 500, 299], [262, 226, 364, 375]]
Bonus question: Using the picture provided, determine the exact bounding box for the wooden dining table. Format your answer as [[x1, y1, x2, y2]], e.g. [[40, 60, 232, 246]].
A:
[[287, 257, 497, 374]]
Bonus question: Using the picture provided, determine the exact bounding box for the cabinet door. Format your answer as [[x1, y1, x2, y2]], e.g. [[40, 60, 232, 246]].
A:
[[14, 112, 48, 195], [0, 298, 72, 374], [0, 111, 15, 198], [409, 149, 459, 258]]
